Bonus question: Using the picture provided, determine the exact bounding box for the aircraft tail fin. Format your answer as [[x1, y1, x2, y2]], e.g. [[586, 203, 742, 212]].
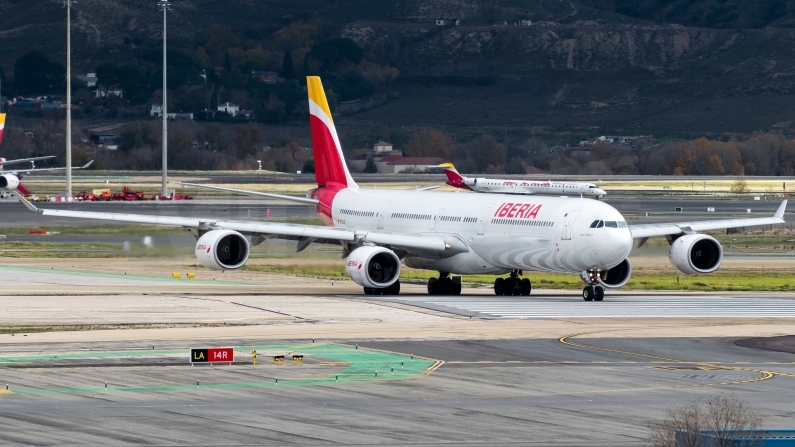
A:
[[439, 163, 471, 190], [0, 113, 6, 147], [306, 77, 357, 189]]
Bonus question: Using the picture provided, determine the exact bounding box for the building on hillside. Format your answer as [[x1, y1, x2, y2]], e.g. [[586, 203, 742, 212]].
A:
[[435, 19, 460, 25], [150, 104, 163, 117], [77, 73, 98, 88], [218, 102, 240, 116], [236, 110, 255, 120], [373, 141, 394, 152], [168, 112, 194, 120], [95, 88, 123, 99], [252, 71, 279, 84]]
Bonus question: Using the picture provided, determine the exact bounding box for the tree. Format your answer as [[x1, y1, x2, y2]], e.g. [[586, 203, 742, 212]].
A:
[[648, 393, 763, 447], [730, 175, 750, 193], [302, 159, 315, 173], [234, 123, 262, 158], [364, 156, 377, 173], [224, 51, 232, 71], [13, 51, 64, 94], [405, 129, 453, 159], [470, 134, 507, 172], [307, 38, 363, 72], [280, 50, 295, 80]]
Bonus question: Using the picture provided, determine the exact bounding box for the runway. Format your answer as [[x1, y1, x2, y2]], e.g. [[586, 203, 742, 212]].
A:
[[1, 263, 795, 445], [360, 294, 795, 319]]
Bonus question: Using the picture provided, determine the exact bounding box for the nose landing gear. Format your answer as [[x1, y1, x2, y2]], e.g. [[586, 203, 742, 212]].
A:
[[494, 270, 531, 296], [428, 272, 462, 295], [582, 284, 604, 301]]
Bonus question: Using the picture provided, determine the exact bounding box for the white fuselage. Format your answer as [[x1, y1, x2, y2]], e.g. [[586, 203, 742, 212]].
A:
[[465, 178, 606, 197], [330, 188, 631, 275]]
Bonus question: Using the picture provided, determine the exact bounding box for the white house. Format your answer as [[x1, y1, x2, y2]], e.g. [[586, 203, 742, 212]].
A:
[[95, 88, 123, 98], [150, 104, 163, 117], [77, 73, 98, 88], [218, 102, 240, 116], [373, 141, 393, 152]]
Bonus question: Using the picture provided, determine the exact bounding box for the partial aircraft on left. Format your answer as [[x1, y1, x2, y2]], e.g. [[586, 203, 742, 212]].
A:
[[0, 113, 93, 194]]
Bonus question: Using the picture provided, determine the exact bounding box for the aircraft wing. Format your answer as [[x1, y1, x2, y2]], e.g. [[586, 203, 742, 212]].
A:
[[0, 156, 57, 167], [174, 182, 319, 205], [13, 192, 466, 256], [6, 160, 94, 175], [629, 200, 787, 239]]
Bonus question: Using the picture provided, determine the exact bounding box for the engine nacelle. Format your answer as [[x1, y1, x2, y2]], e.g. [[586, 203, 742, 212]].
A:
[[346, 246, 401, 288], [0, 174, 20, 190], [669, 234, 723, 275], [195, 230, 250, 271], [598, 258, 632, 288]]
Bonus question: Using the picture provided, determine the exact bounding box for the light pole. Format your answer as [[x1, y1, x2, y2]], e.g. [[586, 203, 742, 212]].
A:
[[159, 0, 171, 198], [65, 0, 75, 197]]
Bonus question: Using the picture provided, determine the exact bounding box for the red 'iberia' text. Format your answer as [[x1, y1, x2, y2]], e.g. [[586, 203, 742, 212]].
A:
[[494, 203, 542, 219]]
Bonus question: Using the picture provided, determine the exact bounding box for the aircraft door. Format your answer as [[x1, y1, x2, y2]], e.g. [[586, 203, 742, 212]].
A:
[[477, 204, 495, 235], [561, 209, 581, 240], [435, 208, 444, 232], [377, 201, 392, 229]]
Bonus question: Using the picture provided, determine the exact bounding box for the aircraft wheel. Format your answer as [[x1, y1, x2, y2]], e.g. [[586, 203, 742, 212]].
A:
[[364, 287, 375, 295], [494, 278, 505, 296], [594, 286, 604, 302], [427, 278, 438, 295], [452, 281, 462, 296], [521, 278, 531, 296], [582, 286, 594, 302]]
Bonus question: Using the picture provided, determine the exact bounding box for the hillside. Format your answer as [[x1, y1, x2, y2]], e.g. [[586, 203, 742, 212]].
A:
[[2, 0, 795, 140]]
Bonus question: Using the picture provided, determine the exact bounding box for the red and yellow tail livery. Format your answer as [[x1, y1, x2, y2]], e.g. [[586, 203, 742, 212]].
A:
[[0, 113, 6, 147]]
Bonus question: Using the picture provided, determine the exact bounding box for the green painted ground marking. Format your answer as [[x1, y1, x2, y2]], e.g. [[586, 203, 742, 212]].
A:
[[0, 344, 436, 395], [0, 264, 246, 286]]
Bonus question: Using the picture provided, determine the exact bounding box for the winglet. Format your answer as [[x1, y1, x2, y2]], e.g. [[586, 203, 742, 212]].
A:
[[13, 191, 41, 213], [775, 200, 788, 220], [82, 160, 95, 169]]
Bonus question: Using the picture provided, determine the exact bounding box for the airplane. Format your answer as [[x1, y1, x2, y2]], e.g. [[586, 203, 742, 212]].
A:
[[12, 76, 788, 301], [0, 113, 95, 192], [0, 160, 94, 192], [441, 163, 607, 197]]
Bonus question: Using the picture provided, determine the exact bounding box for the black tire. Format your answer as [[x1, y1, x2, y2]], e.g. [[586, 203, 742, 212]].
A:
[[582, 286, 593, 301], [427, 278, 437, 295], [594, 286, 604, 302], [453, 282, 462, 296], [388, 281, 400, 295], [364, 287, 374, 295], [494, 278, 505, 296], [521, 278, 531, 296]]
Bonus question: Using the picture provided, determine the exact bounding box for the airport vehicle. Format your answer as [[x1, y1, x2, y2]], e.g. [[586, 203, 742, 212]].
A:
[[441, 163, 607, 197], [14, 76, 788, 301], [76, 191, 98, 201]]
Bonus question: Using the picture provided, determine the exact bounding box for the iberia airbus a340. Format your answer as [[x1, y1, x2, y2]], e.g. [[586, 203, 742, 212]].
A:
[[13, 77, 787, 301]]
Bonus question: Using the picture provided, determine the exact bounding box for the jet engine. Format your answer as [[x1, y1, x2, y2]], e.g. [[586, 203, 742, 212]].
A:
[[0, 174, 20, 190], [669, 234, 723, 275], [582, 258, 632, 289], [345, 246, 401, 288], [194, 230, 250, 271]]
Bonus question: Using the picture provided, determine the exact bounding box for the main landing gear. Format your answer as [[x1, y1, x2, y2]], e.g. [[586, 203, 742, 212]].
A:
[[428, 272, 462, 295], [364, 281, 400, 296], [582, 284, 605, 302], [494, 270, 531, 296]]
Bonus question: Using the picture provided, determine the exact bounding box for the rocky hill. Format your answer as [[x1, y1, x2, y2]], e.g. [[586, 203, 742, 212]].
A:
[[2, 0, 795, 138]]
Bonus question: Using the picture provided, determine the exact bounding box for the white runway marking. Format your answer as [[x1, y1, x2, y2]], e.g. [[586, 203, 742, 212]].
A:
[[361, 294, 795, 318]]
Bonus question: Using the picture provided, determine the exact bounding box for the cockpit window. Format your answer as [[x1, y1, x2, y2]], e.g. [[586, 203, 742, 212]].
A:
[[596, 220, 604, 228], [605, 221, 618, 228], [589, 185, 596, 188], [617, 221, 628, 228], [590, 220, 599, 228]]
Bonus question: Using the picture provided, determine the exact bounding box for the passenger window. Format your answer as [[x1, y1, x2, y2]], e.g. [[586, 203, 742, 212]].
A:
[[605, 221, 618, 228]]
